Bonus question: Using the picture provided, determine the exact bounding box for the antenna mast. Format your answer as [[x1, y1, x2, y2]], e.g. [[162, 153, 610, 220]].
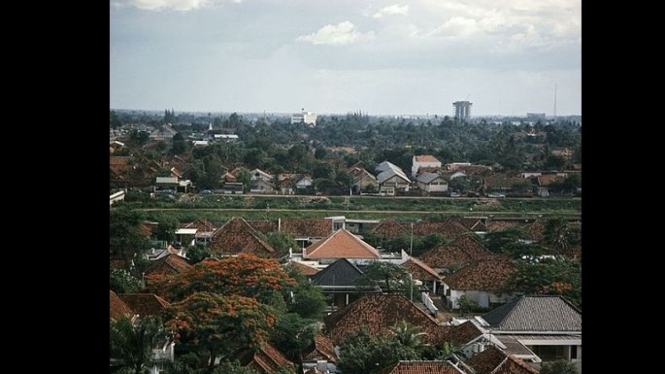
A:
[[553, 83, 557, 119]]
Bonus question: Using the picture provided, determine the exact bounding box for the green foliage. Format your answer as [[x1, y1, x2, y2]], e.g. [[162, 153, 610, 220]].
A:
[[269, 313, 318, 364], [110, 315, 166, 374], [156, 216, 180, 243], [356, 261, 411, 294], [210, 361, 261, 374], [265, 231, 299, 254], [284, 265, 328, 319], [186, 244, 213, 265], [110, 207, 152, 263], [542, 218, 580, 254], [110, 268, 142, 293], [540, 359, 579, 374], [456, 295, 479, 317]]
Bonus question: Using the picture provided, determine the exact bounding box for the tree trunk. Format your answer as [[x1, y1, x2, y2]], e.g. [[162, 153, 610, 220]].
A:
[[208, 348, 216, 370]]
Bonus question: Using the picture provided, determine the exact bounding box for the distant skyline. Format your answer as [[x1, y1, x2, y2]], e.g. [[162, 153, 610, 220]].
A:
[[110, 0, 581, 117]]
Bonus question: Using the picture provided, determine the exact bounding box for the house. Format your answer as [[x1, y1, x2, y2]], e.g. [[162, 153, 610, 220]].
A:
[[229, 342, 296, 374], [278, 217, 335, 250], [476, 295, 582, 372], [348, 166, 379, 194], [207, 217, 277, 257], [182, 218, 217, 246], [368, 218, 410, 238], [420, 234, 495, 274], [440, 257, 517, 309], [277, 173, 298, 195], [154, 176, 192, 193], [465, 345, 540, 374], [413, 219, 472, 238], [143, 253, 193, 278], [375, 161, 411, 194], [285, 260, 320, 276], [412, 155, 442, 178], [250, 178, 276, 193], [416, 172, 449, 194], [309, 258, 379, 310], [400, 257, 443, 295], [375, 360, 463, 374], [323, 293, 449, 347], [118, 293, 171, 317], [110, 290, 136, 322], [296, 175, 314, 193], [302, 334, 338, 364], [302, 228, 381, 264]]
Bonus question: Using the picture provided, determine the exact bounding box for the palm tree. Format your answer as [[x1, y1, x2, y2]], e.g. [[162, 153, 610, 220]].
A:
[[542, 218, 572, 254], [110, 315, 166, 374], [387, 320, 430, 352]]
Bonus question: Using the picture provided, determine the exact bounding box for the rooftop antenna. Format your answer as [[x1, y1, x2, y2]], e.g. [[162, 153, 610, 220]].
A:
[[553, 82, 557, 119]]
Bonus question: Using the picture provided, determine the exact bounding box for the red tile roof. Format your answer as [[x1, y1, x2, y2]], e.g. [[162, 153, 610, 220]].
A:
[[304, 228, 380, 260], [247, 219, 278, 234], [466, 346, 539, 374], [279, 218, 334, 238], [401, 257, 442, 282], [413, 219, 471, 237], [302, 334, 338, 363], [110, 290, 135, 321], [444, 320, 484, 347], [182, 218, 216, 232], [536, 174, 560, 187], [208, 217, 277, 256], [370, 219, 409, 238], [420, 234, 495, 270], [324, 293, 450, 346], [442, 258, 516, 291], [376, 360, 460, 374], [414, 155, 441, 163], [232, 342, 295, 374], [286, 260, 320, 276], [117, 293, 171, 316], [145, 253, 193, 276]]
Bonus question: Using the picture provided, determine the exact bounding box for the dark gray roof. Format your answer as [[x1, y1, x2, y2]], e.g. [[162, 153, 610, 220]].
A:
[[310, 258, 364, 286], [480, 295, 581, 332]]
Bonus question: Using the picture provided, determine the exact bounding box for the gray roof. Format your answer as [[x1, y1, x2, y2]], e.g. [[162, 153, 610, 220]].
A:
[[310, 258, 364, 286], [376, 167, 411, 184], [480, 295, 581, 332], [416, 172, 446, 184], [376, 161, 401, 173]]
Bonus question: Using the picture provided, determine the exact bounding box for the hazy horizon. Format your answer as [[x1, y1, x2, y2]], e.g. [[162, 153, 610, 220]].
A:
[[110, 1, 581, 117]]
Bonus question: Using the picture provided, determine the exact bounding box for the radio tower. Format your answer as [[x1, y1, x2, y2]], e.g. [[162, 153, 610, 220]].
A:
[[553, 82, 557, 119]]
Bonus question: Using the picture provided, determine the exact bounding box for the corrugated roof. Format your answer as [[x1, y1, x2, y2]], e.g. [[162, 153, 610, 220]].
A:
[[480, 295, 581, 332]]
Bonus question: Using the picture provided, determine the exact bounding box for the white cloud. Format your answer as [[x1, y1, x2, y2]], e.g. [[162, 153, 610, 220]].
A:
[[373, 4, 409, 18], [296, 21, 375, 46], [111, 0, 242, 11]]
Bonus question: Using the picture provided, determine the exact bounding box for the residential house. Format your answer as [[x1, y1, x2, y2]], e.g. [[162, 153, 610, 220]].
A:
[[229, 342, 296, 374], [278, 217, 335, 250], [285, 260, 320, 276], [413, 219, 473, 238], [369, 219, 410, 238], [143, 253, 193, 286], [118, 293, 171, 317], [207, 217, 278, 257], [375, 360, 464, 374], [309, 258, 379, 310], [154, 176, 192, 193], [476, 295, 582, 372], [482, 174, 524, 195], [277, 173, 299, 195], [251, 178, 276, 194], [182, 218, 217, 246], [420, 234, 495, 274], [348, 166, 379, 194], [302, 228, 381, 264], [416, 172, 449, 194], [440, 257, 517, 309], [110, 290, 136, 322], [412, 155, 442, 178], [301, 334, 338, 364], [400, 257, 443, 295], [323, 293, 449, 347], [375, 161, 411, 195], [465, 345, 540, 374]]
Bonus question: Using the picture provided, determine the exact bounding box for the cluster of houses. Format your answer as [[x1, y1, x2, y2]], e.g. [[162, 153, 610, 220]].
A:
[[110, 139, 580, 197], [111, 214, 582, 373]]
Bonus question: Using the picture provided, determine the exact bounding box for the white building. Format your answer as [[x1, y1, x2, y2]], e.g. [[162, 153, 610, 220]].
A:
[[411, 155, 442, 178], [291, 109, 317, 126]]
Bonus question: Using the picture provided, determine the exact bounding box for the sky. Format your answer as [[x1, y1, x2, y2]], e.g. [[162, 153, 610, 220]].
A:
[[110, 0, 581, 117]]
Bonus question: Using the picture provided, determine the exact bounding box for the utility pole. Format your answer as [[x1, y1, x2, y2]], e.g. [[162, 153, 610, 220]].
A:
[[409, 222, 414, 257]]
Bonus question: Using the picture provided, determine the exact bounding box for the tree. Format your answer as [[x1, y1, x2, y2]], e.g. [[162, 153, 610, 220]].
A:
[[186, 244, 213, 265], [110, 208, 152, 265], [147, 253, 296, 304], [162, 292, 277, 371], [456, 295, 478, 317], [156, 216, 180, 245], [269, 313, 317, 364], [542, 218, 579, 254], [211, 361, 261, 374], [110, 268, 142, 294], [387, 320, 430, 353], [265, 231, 299, 254], [503, 257, 581, 309], [356, 261, 411, 294], [110, 315, 166, 374], [540, 359, 579, 374], [284, 265, 327, 319]]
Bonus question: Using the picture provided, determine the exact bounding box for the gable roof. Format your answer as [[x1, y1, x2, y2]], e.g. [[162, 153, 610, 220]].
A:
[[377, 168, 411, 184], [466, 346, 539, 374], [370, 219, 409, 238], [304, 228, 380, 260], [286, 260, 320, 276], [110, 290, 135, 321], [401, 257, 442, 282], [480, 295, 581, 332], [144, 253, 193, 276], [442, 258, 516, 291], [376, 161, 402, 173], [231, 342, 295, 374], [323, 293, 449, 346], [182, 218, 216, 232], [413, 219, 471, 237], [310, 258, 365, 286], [421, 234, 495, 269], [302, 334, 338, 363], [416, 172, 447, 184], [536, 174, 560, 187], [444, 320, 484, 348], [279, 217, 334, 238], [208, 217, 276, 256], [247, 219, 278, 234], [376, 360, 460, 374], [414, 155, 442, 163], [117, 293, 171, 316]]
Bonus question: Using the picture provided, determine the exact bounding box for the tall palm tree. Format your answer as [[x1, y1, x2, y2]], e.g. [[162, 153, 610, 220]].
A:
[[387, 320, 430, 352], [110, 315, 166, 374]]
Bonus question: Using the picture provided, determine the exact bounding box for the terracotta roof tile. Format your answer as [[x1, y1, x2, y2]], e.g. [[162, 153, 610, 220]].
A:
[[442, 258, 516, 291], [304, 228, 380, 260], [209, 217, 277, 256], [370, 219, 409, 238], [444, 320, 484, 347], [117, 293, 171, 316], [323, 294, 450, 346], [401, 257, 442, 281], [413, 220, 471, 237], [537, 174, 560, 186], [280, 218, 334, 238], [182, 218, 216, 232], [466, 346, 539, 374], [286, 260, 320, 276], [110, 290, 135, 321], [232, 342, 295, 374], [420, 235, 495, 270], [302, 334, 338, 363], [247, 219, 279, 234], [145, 253, 193, 276], [414, 155, 441, 163], [376, 360, 460, 374]]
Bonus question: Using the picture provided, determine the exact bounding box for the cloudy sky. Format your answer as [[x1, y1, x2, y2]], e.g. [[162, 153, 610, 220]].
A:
[[110, 0, 581, 117]]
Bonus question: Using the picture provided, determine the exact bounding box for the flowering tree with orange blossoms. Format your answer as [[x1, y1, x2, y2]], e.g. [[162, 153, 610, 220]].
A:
[[161, 291, 276, 370], [147, 253, 297, 304]]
